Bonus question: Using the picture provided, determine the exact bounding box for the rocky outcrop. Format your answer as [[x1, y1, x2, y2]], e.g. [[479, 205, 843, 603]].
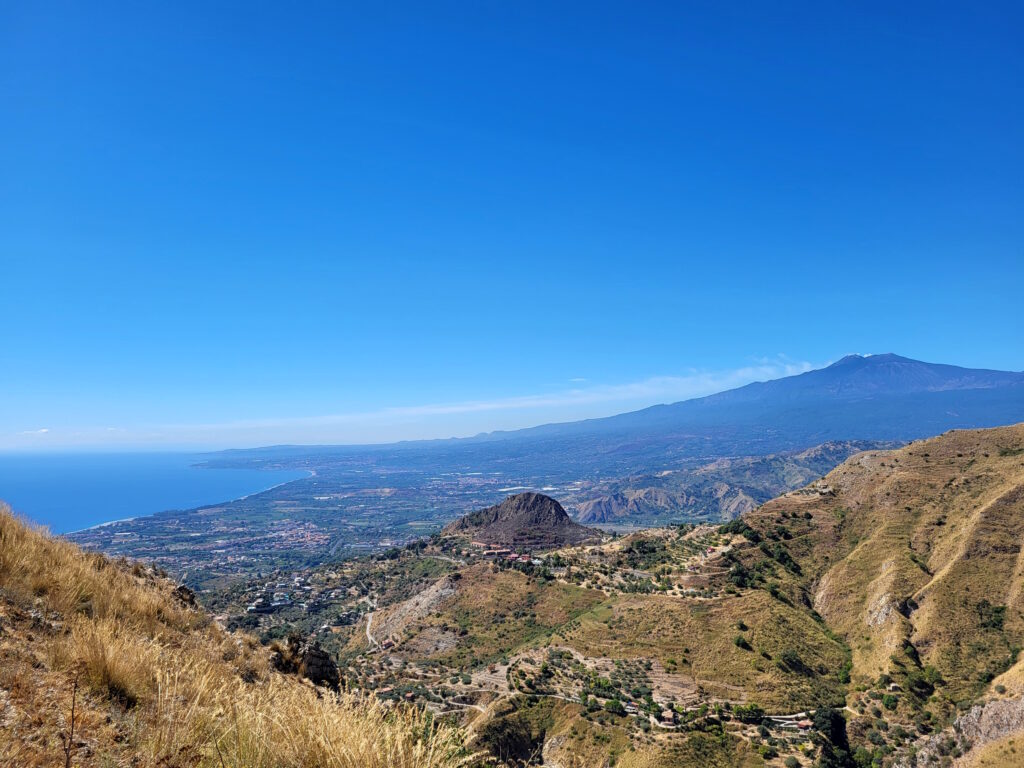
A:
[[298, 641, 340, 689], [172, 584, 197, 607], [897, 696, 1024, 766], [270, 635, 339, 690], [443, 493, 599, 549]]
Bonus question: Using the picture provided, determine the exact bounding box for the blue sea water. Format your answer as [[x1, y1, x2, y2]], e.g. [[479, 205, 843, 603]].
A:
[[0, 452, 307, 533]]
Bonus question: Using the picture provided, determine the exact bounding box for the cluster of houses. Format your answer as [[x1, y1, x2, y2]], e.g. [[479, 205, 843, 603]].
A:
[[246, 574, 315, 613], [472, 542, 544, 565]]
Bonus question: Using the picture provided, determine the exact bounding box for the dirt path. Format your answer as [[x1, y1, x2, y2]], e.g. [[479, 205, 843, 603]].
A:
[[365, 598, 381, 651]]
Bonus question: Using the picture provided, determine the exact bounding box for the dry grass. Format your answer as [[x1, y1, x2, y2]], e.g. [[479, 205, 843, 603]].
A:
[[560, 590, 848, 711], [139, 660, 476, 768], [0, 504, 478, 767], [385, 563, 605, 667], [743, 424, 1024, 699], [962, 733, 1024, 768]]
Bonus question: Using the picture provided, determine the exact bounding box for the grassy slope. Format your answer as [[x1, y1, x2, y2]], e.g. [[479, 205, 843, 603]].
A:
[[962, 733, 1024, 768], [741, 424, 1024, 701], [725, 424, 1024, 767], [0, 504, 475, 768], [561, 590, 847, 711], [356, 560, 789, 765]]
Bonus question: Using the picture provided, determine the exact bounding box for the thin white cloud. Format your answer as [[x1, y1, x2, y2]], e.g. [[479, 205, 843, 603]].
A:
[[18, 428, 50, 435], [1, 357, 822, 449], [147, 358, 816, 432]]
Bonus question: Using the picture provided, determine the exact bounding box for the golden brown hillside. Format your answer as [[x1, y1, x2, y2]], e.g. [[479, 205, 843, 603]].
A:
[[0, 504, 475, 768], [735, 424, 1024, 763], [743, 424, 1024, 694]]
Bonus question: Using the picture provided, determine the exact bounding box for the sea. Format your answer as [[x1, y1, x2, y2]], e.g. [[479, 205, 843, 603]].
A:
[[0, 452, 307, 534]]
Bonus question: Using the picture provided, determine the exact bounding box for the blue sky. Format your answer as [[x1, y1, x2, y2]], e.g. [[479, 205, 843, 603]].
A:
[[2, 2, 1022, 450]]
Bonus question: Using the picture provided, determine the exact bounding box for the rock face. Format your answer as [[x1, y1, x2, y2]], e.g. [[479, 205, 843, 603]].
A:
[[897, 696, 1024, 767], [172, 584, 197, 607], [270, 635, 340, 690], [298, 641, 339, 689], [442, 493, 599, 549]]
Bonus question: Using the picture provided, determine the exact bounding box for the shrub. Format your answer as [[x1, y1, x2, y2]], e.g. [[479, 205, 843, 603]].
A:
[[604, 698, 626, 715], [733, 703, 765, 724]]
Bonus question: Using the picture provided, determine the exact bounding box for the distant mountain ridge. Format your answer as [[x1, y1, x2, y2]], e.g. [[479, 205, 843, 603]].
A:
[[423, 355, 1024, 476], [98, 353, 1021, 583], [207, 355, 1024, 467], [699, 353, 1024, 403], [471, 354, 1024, 440], [442, 492, 599, 548]]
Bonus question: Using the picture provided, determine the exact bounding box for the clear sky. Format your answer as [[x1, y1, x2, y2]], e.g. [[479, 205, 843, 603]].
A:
[[2, 2, 1022, 450]]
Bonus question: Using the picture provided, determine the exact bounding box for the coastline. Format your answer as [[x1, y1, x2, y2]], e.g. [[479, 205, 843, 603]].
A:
[[63, 467, 315, 536], [235, 469, 315, 502]]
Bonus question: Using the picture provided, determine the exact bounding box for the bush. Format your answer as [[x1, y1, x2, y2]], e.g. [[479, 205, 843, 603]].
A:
[[733, 703, 765, 724], [778, 650, 812, 676], [977, 600, 1007, 630], [604, 698, 626, 716], [477, 714, 539, 764]]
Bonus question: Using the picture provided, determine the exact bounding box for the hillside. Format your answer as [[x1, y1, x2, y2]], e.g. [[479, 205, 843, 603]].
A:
[[26, 424, 1024, 766], [442, 492, 600, 548], [740, 424, 1024, 698], [572, 440, 895, 525], [229, 423, 1024, 768], [0, 504, 474, 767], [731, 423, 1024, 765]]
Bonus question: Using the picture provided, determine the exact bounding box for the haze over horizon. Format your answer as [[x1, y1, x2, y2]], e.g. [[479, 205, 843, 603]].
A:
[[3, 3, 1022, 450], [8, 356, 823, 451], [4, 352, 1022, 452]]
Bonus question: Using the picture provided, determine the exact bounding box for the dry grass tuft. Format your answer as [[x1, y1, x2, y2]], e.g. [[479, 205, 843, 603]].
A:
[[69, 618, 160, 708], [0, 504, 478, 767]]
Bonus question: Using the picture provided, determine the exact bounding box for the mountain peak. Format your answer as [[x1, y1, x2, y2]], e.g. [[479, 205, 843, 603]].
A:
[[442, 493, 599, 548], [832, 353, 868, 365], [830, 352, 906, 367], [749, 353, 1022, 400]]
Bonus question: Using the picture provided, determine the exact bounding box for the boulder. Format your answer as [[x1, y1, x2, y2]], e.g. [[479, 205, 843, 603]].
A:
[[298, 641, 339, 690]]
